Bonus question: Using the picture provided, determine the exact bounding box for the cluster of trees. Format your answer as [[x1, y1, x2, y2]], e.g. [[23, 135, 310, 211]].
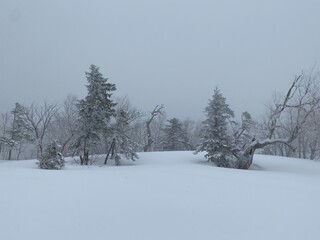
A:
[[196, 71, 320, 169], [0, 65, 200, 168], [1, 65, 320, 169]]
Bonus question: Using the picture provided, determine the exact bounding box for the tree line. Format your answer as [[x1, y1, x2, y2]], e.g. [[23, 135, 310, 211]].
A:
[[1, 65, 320, 169], [0, 65, 199, 165]]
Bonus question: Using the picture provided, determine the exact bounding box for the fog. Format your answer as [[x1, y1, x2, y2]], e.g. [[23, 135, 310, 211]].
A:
[[1, 0, 320, 119]]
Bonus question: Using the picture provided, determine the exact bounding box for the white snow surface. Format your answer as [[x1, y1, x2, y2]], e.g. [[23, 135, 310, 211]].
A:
[[1, 152, 320, 240]]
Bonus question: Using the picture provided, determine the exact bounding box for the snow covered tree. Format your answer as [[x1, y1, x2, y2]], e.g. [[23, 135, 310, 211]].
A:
[[182, 119, 202, 151], [196, 75, 320, 169], [162, 118, 191, 151], [74, 64, 116, 165], [104, 99, 142, 165], [0, 112, 10, 159], [234, 74, 320, 169], [196, 87, 236, 167], [7, 103, 31, 160], [38, 141, 64, 170], [0, 136, 17, 159], [301, 109, 320, 159], [143, 105, 164, 152], [232, 111, 256, 152]]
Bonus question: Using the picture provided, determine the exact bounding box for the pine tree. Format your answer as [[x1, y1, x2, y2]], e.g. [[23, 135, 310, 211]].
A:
[[104, 99, 141, 165], [162, 118, 191, 151], [105, 110, 138, 165], [38, 141, 64, 169], [196, 87, 236, 167], [75, 64, 116, 165], [7, 103, 31, 160]]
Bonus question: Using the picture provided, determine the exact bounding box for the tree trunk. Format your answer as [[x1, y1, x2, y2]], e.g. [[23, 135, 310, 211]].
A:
[[143, 105, 163, 152], [309, 141, 317, 160], [144, 118, 153, 152], [235, 149, 255, 170], [80, 155, 84, 165], [17, 143, 22, 160], [8, 149, 12, 160], [84, 150, 89, 165], [104, 138, 116, 164], [80, 149, 89, 165], [235, 138, 294, 169], [144, 132, 153, 152], [310, 148, 316, 160]]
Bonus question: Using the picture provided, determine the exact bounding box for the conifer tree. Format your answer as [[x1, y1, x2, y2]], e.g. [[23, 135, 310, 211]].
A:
[[75, 64, 116, 165], [105, 109, 139, 165], [38, 141, 64, 169], [7, 103, 31, 160], [162, 118, 191, 151], [104, 98, 142, 165], [196, 87, 236, 167]]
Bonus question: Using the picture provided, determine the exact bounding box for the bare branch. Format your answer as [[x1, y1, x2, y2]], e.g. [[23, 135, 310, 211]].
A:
[[144, 105, 164, 152]]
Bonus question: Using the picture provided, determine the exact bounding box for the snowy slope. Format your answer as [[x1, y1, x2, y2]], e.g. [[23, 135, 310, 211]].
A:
[[0, 152, 319, 240]]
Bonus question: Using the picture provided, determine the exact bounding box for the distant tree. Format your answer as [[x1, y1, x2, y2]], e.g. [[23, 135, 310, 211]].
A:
[[195, 87, 236, 167], [7, 103, 31, 160], [143, 105, 164, 152], [162, 118, 191, 151], [38, 141, 64, 170], [48, 95, 78, 156], [0, 136, 16, 159], [24, 102, 59, 159], [259, 70, 320, 161], [184, 119, 202, 151], [74, 64, 116, 165], [303, 109, 320, 159], [0, 112, 11, 159]]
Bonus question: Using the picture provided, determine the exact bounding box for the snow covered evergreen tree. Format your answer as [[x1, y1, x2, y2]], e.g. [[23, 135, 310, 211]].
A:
[[74, 64, 116, 165], [38, 141, 64, 170], [162, 118, 191, 151], [196, 87, 236, 167], [0, 136, 16, 157], [104, 98, 141, 165], [7, 103, 31, 160], [105, 110, 138, 165]]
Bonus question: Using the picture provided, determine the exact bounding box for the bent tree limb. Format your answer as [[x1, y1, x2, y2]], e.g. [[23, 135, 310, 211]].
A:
[[236, 74, 320, 169]]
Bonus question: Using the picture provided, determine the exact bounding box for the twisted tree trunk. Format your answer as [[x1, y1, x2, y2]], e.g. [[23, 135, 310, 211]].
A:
[[235, 74, 320, 169]]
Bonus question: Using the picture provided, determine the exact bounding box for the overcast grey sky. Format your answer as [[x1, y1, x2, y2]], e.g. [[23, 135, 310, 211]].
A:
[[1, 0, 320, 120]]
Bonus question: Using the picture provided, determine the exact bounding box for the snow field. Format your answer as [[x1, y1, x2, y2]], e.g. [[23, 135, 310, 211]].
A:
[[0, 152, 319, 240]]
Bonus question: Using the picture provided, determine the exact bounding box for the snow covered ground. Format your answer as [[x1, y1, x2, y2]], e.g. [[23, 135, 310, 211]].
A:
[[1, 152, 320, 240]]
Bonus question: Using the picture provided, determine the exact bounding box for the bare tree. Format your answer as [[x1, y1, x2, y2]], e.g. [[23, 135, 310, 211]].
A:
[[235, 74, 320, 169], [0, 112, 12, 159], [24, 102, 59, 158], [48, 95, 78, 156], [143, 105, 164, 152], [303, 109, 320, 159]]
